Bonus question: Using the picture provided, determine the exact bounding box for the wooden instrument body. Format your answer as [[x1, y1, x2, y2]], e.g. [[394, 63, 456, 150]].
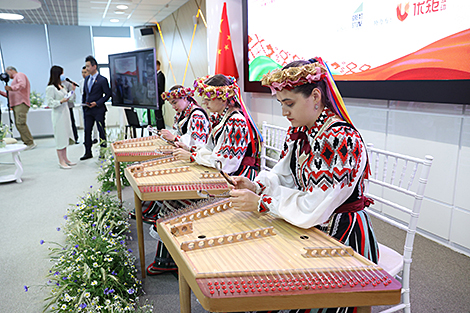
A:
[[157, 198, 401, 312], [124, 156, 230, 201], [111, 135, 175, 162]]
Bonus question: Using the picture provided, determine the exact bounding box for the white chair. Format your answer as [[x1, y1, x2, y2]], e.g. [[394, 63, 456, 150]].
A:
[[261, 121, 288, 171], [365, 144, 433, 313]]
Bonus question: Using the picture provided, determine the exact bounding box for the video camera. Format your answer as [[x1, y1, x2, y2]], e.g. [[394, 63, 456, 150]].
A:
[[0, 73, 10, 83]]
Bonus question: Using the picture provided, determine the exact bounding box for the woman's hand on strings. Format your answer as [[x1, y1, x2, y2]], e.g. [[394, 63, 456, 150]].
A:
[[231, 176, 256, 192], [159, 129, 176, 141], [173, 148, 192, 161], [174, 141, 189, 151], [229, 189, 260, 212]]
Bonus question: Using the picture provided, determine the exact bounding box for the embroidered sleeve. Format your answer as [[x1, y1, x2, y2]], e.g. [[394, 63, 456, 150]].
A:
[[214, 116, 249, 174], [192, 114, 251, 174], [279, 127, 294, 160], [178, 111, 210, 148], [174, 135, 181, 142], [189, 111, 210, 146], [254, 181, 267, 195], [254, 126, 368, 229], [258, 194, 274, 213]]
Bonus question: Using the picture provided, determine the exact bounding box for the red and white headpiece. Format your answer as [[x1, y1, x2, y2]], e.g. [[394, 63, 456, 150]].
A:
[[161, 87, 194, 101], [262, 58, 353, 126], [193, 75, 238, 101], [261, 62, 327, 95]]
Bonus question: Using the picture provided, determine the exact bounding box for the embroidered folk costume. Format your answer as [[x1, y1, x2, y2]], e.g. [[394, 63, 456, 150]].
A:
[[161, 87, 210, 149], [147, 78, 261, 276], [192, 75, 261, 180], [249, 59, 378, 313]]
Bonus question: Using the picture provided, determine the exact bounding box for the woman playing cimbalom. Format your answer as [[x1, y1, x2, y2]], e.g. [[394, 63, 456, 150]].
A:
[[142, 85, 211, 265], [173, 74, 260, 180], [45, 65, 76, 169], [229, 58, 379, 313], [146, 74, 261, 276], [159, 85, 210, 149]]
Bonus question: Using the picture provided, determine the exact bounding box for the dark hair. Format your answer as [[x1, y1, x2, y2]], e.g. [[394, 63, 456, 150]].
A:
[[204, 74, 240, 108], [82, 66, 86, 70], [169, 84, 183, 91], [156, 60, 161, 67], [204, 74, 233, 87], [170, 85, 198, 105], [282, 60, 333, 112], [48, 65, 63, 90], [85, 55, 98, 68]]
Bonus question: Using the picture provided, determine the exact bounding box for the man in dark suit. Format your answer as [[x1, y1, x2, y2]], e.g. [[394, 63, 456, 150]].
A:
[[155, 60, 165, 129], [80, 55, 111, 160]]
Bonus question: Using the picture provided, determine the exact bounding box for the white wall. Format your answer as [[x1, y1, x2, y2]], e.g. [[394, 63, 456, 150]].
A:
[[154, 0, 208, 127], [0, 24, 53, 99], [48, 25, 94, 85], [207, 0, 470, 256], [0, 24, 136, 129]]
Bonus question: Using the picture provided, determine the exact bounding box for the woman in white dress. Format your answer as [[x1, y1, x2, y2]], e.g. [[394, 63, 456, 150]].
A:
[[45, 65, 76, 169]]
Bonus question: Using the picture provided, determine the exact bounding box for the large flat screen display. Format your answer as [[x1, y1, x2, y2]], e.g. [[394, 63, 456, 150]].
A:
[[243, 0, 470, 104], [108, 48, 159, 109]]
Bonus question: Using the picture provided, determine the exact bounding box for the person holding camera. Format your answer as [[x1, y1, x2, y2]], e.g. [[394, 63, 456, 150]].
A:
[[0, 66, 36, 150]]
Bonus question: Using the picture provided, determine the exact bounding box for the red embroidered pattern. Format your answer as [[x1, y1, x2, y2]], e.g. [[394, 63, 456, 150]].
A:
[[215, 116, 248, 160], [190, 113, 209, 144], [278, 108, 364, 193], [255, 181, 267, 194], [259, 195, 271, 213], [301, 127, 363, 192], [173, 103, 193, 131]]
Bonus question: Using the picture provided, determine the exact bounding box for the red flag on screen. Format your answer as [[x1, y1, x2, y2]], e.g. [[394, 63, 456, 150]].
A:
[[215, 2, 239, 79]]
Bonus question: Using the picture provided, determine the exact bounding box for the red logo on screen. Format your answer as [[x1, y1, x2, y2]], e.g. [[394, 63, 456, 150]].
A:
[[397, 2, 410, 21]]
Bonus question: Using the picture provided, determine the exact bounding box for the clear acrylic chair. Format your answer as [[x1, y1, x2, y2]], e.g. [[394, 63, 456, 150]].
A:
[[365, 143, 433, 313]]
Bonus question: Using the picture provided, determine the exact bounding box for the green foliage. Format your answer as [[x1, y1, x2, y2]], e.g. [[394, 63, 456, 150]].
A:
[[0, 123, 11, 139], [97, 156, 131, 192], [97, 131, 131, 191], [0, 123, 11, 147], [38, 189, 153, 313]]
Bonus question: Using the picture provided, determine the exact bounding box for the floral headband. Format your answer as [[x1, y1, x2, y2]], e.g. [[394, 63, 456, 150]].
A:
[[193, 75, 239, 101], [262, 58, 354, 126], [261, 62, 328, 95], [161, 87, 194, 101]]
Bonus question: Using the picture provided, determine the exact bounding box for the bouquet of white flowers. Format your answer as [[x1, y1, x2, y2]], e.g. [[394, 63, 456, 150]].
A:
[[30, 90, 44, 108]]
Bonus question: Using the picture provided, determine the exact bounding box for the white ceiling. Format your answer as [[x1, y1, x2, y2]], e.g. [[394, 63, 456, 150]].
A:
[[0, 0, 189, 27]]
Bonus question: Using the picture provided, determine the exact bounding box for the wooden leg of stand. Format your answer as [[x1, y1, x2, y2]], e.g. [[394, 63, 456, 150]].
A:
[[115, 159, 122, 204], [357, 307, 371, 313], [134, 192, 146, 278], [179, 271, 191, 313]]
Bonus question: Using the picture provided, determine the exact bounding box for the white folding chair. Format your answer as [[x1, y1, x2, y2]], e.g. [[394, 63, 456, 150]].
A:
[[261, 122, 288, 171], [365, 144, 433, 313]]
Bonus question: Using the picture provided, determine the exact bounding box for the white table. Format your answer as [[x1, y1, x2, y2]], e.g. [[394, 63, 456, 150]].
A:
[[1, 107, 54, 137], [0, 143, 27, 183]]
